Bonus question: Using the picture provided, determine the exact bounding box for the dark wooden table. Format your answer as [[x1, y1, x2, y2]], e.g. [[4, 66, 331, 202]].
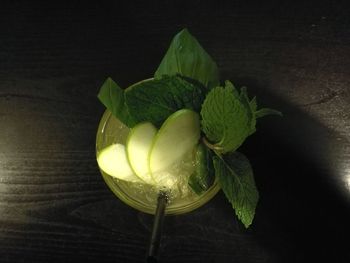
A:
[[1, 1, 349, 262]]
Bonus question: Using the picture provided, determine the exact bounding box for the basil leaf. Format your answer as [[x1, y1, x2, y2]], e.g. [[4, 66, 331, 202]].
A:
[[97, 77, 136, 127], [155, 28, 220, 89], [125, 75, 205, 127], [213, 152, 259, 228]]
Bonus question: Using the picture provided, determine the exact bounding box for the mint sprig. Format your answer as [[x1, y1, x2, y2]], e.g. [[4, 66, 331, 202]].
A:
[[200, 81, 280, 227], [201, 81, 255, 154]]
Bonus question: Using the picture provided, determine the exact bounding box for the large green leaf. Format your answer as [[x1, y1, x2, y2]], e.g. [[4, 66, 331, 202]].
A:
[[155, 29, 220, 89]]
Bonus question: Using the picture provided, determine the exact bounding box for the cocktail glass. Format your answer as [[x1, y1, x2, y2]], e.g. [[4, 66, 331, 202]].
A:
[[95, 79, 220, 260]]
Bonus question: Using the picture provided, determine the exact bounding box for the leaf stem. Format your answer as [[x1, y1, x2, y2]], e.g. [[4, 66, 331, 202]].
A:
[[202, 137, 223, 152]]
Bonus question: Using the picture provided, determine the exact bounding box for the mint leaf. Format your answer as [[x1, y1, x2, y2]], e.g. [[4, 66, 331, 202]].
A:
[[188, 143, 215, 195], [239, 89, 282, 119], [256, 108, 283, 118], [201, 81, 255, 154], [238, 87, 257, 135], [155, 28, 220, 89], [97, 78, 136, 127], [213, 152, 259, 228], [249, 96, 257, 112], [125, 75, 205, 127]]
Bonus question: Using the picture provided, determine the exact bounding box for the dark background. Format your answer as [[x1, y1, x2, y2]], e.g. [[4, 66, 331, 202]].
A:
[[0, 1, 350, 262]]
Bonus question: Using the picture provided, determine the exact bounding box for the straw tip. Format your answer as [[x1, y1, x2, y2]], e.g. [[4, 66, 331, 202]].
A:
[[158, 190, 169, 201]]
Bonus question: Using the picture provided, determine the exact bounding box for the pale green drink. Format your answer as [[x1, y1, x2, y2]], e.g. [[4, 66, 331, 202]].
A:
[[96, 110, 220, 215]]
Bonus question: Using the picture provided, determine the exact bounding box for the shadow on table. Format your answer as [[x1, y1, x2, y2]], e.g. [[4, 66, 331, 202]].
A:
[[232, 77, 350, 262]]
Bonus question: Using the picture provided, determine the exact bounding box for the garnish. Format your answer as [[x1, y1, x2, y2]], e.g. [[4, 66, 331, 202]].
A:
[[125, 75, 205, 127], [188, 143, 215, 195], [213, 152, 258, 228], [97, 28, 281, 227], [97, 77, 136, 127], [155, 28, 220, 89], [201, 81, 255, 154]]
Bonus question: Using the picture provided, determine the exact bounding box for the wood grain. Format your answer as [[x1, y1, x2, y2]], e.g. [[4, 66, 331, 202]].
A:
[[0, 1, 349, 262]]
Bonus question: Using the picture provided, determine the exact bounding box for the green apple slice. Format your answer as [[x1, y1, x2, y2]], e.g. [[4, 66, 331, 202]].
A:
[[126, 122, 157, 183], [149, 109, 200, 179], [97, 144, 142, 183]]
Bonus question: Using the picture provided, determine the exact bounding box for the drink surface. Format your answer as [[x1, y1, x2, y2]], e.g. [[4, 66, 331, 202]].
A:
[[96, 110, 220, 215]]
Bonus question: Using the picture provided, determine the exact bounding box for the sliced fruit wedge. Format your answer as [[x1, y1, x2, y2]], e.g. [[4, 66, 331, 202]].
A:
[[97, 143, 142, 183], [149, 109, 200, 181], [126, 122, 157, 183]]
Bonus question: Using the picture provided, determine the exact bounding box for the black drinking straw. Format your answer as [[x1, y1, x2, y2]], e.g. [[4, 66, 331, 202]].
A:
[[147, 191, 168, 263]]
